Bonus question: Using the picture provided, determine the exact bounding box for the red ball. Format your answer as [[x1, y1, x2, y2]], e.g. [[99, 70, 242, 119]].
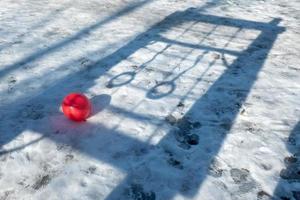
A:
[[62, 93, 91, 121]]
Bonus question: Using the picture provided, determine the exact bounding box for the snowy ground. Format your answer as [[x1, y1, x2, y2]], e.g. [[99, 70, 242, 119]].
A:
[[0, 0, 300, 199]]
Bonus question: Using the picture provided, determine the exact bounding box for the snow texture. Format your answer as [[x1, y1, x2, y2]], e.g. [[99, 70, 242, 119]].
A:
[[0, 0, 299, 199]]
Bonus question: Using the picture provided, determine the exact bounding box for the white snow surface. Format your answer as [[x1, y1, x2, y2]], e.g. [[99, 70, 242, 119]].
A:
[[0, 0, 300, 199]]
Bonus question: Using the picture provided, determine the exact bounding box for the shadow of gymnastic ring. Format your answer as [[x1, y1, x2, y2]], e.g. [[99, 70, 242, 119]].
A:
[[146, 81, 176, 99], [106, 71, 136, 88]]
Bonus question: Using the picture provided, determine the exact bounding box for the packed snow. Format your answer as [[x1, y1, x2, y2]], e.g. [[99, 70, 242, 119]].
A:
[[0, 0, 299, 199]]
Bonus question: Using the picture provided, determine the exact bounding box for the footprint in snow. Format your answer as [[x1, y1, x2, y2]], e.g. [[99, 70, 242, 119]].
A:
[[32, 174, 51, 190], [165, 115, 201, 149], [124, 183, 156, 200], [230, 168, 257, 194], [20, 104, 45, 120]]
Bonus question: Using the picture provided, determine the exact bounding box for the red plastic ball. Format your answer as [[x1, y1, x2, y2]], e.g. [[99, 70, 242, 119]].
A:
[[62, 93, 91, 121]]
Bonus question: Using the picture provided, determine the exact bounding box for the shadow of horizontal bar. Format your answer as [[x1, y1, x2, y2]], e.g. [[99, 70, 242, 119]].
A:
[[159, 36, 241, 56]]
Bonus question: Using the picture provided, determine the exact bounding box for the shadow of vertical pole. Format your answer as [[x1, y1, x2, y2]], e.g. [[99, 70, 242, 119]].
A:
[[105, 17, 285, 200], [175, 17, 285, 199]]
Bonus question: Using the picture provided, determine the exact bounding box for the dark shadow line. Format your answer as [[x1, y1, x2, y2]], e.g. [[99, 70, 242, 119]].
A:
[[0, 135, 45, 156]]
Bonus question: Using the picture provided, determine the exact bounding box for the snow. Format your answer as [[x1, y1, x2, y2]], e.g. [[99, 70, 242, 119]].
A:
[[0, 0, 300, 199]]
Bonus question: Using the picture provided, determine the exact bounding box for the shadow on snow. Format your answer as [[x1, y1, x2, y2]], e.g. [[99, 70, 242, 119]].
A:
[[0, 5, 285, 200]]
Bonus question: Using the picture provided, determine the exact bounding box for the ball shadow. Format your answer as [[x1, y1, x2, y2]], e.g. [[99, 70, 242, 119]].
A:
[[91, 94, 112, 116]]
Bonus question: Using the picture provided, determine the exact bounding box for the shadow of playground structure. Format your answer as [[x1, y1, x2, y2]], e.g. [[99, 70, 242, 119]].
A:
[[104, 10, 285, 200], [0, 7, 284, 200]]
